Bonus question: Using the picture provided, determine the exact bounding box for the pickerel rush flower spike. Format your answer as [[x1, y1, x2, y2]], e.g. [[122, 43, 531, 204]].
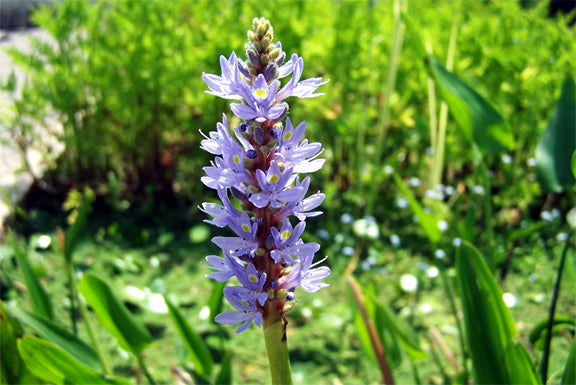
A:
[[200, 17, 330, 334]]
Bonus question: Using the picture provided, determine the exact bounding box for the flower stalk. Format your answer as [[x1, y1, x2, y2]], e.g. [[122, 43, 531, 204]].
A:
[[199, 17, 330, 383]]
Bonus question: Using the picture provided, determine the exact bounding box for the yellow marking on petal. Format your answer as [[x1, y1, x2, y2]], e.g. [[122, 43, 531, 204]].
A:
[[240, 300, 249, 306], [233, 155, 241, 164], [242, 224, 251, 233], [268, 174, 279, 183], [254, 88, 267, 99], [249, 275, 258, 283], [283, 131, 293, 141], [281, 230, 291, 240]]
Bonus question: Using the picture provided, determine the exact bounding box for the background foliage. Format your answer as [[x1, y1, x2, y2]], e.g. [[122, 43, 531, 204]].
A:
[[1, 0, 574, 384]]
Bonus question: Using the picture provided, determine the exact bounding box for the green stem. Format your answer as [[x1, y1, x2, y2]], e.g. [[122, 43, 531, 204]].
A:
[[540, 229, 574, 383], [480, 160, 495, 269], [263, 308, 293, 385], [78, 292, 111, 375], [136, 353, 157, 385], [440, 268, 469, 383], [65, 260, 78, 335]]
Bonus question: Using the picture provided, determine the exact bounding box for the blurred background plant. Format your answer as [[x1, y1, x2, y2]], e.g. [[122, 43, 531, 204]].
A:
[[1, 0, 574, 384]]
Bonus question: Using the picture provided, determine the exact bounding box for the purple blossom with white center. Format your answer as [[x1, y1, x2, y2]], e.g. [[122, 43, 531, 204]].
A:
[[200, 17, 330, 334]]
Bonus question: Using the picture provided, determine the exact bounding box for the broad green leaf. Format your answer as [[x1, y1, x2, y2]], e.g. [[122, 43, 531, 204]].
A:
[[208, 281, 226, 325], [164, 296, 214, 376], [561, 339, 575, 385], [393, 173, 442, 243], [9, 231, 53, 320], [457, 242, 541, 385], [572, 150, 576, 179], [0, 302, 28, 384], [428, 58, 513, 155], [364, 288, 426, 361], [78, 273, 152, 355], [505, 342, 542, 385], [7, 305, 101, 372], [536, 74, 576, 192], [64, 191, 93, 263], [214, 351, 232, 385], [17, 336, 127, 385]]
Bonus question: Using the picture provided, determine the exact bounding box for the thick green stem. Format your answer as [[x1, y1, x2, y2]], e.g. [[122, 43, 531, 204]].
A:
[[263, 309, 293, 385]]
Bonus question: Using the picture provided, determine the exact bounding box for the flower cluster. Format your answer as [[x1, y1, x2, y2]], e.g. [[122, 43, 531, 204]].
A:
[[200, 17, 330, 333]]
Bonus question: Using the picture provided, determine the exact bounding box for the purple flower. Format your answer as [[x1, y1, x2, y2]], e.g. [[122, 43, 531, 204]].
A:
[[249, 161, 303, 209], [215, 288, 263, 334], [200, 18, 329, 333], [275, 54, 328, 101], [230, 75, 288, 123], [202, 52, 244, 100]]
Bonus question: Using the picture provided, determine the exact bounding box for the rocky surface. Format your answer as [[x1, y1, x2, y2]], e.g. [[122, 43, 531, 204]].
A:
[[0, 27, 62, 237]]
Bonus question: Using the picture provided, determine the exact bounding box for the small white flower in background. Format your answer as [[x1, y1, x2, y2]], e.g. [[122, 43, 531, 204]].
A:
[[361, 261, 371, 271], [472, 185, 484, 194], [124, 286, 146, 301], [540, 211, 553, 222], [379, 268, 388, 276], [366, 256, 377, 265], [452, 238, 462, 247], [353, 217, 379, 239], [557, 232, 568, 242], [147, 293, 168, 314], [341, 213, 354, 224], [199, 306, 211, 320], [437, 220, 448, 232], [417, 262, 429, 271], [418, 303, 434, 314], [389, 234, 401, 247], [502, 293, 517, 308], [435, 249, 446, 259], [426, 266, 439, 278], [534, 294, 546, 304], [150, 257, 160, 268], [342, 246, 355, 256], [501, 154, 513, 164], [300, 308, 312, 318], [444, 186, 455, 195], [529, 274, 537, 282], [396, 198, 408, 208], [551, 208, 561, 219], [317, 229, 329, 240], [400, 274, 418, 293], [37, 235, 52, 249], [412, 215, 420, 223], [384, 165, 394, 175], [426, 147, 434, 155], [409, 177, 421, 187], [527, 158, 537, 167]]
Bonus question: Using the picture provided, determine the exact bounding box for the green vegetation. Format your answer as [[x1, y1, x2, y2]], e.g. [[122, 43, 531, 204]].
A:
[[1, 0, 574, 384]]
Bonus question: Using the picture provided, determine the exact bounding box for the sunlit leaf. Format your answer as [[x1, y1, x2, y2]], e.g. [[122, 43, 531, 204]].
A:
[[456, 242, 541, 384], [9, 231, 53, 320], [393, 173, 442, 243], [536, 74, 576, 192], [78, 273, 152, 355], [17, 336, 128, 385], [0, 302, 28, 384], [214, 351, 232, 385], [164, 296, 214, 376], [7, 305, 102, 372], [562, 340, 575, 385], [428, 58, 513, 155]]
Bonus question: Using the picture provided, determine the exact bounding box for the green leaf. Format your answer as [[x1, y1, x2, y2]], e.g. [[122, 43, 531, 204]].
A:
[[364, 288, 426, 361], [164, 296, 214, 376], [561, 339, 576, 385], [536, 74, 576, 192], [529, 315, 575, 350], [393, 173, 442, 243], [78, 273, 152, 355], [572, 150, 576, 179], [7, 305, 102, 372], [208, 281, 226, 325], [0, 301, 28, 384], [9, 231, 53, 320], [456, 242, 541, 385], [214, 351, 232, 385], [428, 58, 513, 155], [64, 190, 93, 263], [17, 336, 128, 385]]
